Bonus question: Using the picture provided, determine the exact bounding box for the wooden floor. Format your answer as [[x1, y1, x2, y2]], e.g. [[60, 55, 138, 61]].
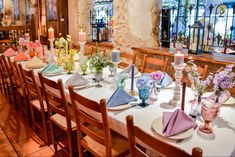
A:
[[0, 93, 65, 157]]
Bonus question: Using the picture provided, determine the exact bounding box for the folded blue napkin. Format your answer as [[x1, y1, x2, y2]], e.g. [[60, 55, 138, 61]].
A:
[[107, 88, 137, 107], [42, 63, 63, 75], [160, 73, 173, 88]]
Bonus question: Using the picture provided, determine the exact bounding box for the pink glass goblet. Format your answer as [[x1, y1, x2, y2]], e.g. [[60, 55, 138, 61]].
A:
[[199, 99, 219, 134]]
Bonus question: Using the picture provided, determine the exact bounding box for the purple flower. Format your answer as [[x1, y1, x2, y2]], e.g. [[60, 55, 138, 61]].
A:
[[150, 71, 164, 84], [136, 74, 153, 89]]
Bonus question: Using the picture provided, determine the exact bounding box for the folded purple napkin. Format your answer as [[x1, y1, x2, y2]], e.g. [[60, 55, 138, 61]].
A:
[[163, 109, 196, 137]]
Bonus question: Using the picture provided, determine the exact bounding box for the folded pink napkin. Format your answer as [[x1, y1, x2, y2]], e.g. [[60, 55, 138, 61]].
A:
[[163, 109, 196, 137], [3, 48, 16, 57], [14, 52, 29, 61]]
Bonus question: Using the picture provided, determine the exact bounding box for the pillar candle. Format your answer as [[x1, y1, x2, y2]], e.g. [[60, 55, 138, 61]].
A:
[[131, 64, 134, 91], [111, 50, 120, 62], [79, 29, 86, 42], [174, 52, 184, 65], [48, 27, 54, 39]]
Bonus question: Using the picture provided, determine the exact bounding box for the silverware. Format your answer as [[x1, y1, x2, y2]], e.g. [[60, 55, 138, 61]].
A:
[[113, 103, 138, 115]]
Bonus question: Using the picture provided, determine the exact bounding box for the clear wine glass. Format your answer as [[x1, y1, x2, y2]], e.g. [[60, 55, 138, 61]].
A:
[[95, 72, 102, 88], [109, 65, 115, 77]]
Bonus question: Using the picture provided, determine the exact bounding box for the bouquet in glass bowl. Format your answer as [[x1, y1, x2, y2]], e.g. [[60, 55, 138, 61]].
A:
[[213, 64, 235, 101], [90, 52, 109, 74], [136, 74, 154, 89]]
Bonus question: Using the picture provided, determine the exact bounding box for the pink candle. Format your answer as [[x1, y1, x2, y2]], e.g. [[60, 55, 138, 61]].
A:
[[79, 29, 86, 42], [48, 27, 54, 39], [174, 52, 184, 65]]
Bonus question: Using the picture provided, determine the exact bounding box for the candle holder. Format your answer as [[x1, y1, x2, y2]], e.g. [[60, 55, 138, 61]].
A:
[[78, 41, 86, 63], [129, 90, 137, 96], [48, 39, 55, 53], [112, 61, 120, 76], [169, 63, 187, 106]]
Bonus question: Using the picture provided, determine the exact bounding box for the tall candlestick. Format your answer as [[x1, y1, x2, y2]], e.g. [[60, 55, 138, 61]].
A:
[[48, 27, 54, 39], [131, 64, 134, 91], [181, 80, 186, 111], [174, 52, 184, 65], [79, 29, 86, 42]]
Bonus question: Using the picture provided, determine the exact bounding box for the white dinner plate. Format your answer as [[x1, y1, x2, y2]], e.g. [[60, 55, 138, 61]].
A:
[[223, 96, 235, 106], [107, 102, 138, 111], [43, 72, 63, 77], [128, 72, 141, 78], [73, 83, 91, 90], [152, 117, 193, 140]]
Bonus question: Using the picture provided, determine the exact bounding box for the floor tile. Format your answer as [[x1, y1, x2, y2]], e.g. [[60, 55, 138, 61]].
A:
[[16, 135, 47, 156], [0, 144, 18, 157], [0, 132, 11, 148], [26, 147, 54, 157], [0, 116, 28, 133], [5, 124, 36, 143]]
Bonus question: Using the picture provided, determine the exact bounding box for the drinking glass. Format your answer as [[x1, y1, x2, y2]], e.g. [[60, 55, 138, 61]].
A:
[[138, 88, 150, 107], [80, 63, 88, 75], [109, 65, 115, 77], [95, 72, 103, 88], [199, 99, 219, 134]]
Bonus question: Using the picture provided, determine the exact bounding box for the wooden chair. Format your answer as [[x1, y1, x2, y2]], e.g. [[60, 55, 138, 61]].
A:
[[38, 73, 76, 157], [0, 39, 13, 53], [19, 65, 49, 144], [0, 56, 8, 98], [8, 59, 31, 122], [141, 54, 168, 73], [1, 56, 18, 107], [68, 86, 129, 157], [126, 115, 203, 157], [0, 59, 6, 95], [118, 51, 137, 69]]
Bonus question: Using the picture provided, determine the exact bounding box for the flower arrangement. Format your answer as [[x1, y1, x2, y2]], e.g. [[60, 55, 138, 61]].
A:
[[150, 71, 164, 84], [136, 74, 153, 89], [90, 52, 109, 74], [213, 64, 235, 97], [19, 38, 27, 47], [186, 60, 213, 95]]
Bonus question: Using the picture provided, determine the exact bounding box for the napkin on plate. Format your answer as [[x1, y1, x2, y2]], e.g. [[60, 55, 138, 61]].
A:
[[160, 72, 173, 88], [42, 63, 63, 75], [26, 56, 45, 69], [14, 52, 29, 61], [3, 48, 16, 57], [163, 109, 196, 137], [107, 88, 137, 107], [203, 91, 231, 104], [120, 64, 139, 77], [65, 71, 89, 88]]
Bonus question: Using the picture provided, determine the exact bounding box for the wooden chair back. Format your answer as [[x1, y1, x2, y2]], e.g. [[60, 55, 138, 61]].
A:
[[119, 51, 137, 68], [126, 115, 203, 157], [7, 58, 22, 87], [141, 54, 168, 73], [38, 72, 69, 118], [68, 86, 112, 157], [19, 65, 44, 107]]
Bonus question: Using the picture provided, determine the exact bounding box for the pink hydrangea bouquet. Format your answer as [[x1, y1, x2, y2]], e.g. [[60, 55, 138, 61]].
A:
[[19, 38, 27, 47], [136, 74, 153, 89], [150, 71, 164, 84]]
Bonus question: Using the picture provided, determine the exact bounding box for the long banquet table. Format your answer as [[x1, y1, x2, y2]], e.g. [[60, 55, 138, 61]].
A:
[[16, 59, 235, 157]]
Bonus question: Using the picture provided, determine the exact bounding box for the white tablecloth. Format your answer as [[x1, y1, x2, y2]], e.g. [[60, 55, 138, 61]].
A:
[[17, 60, 235, 156]]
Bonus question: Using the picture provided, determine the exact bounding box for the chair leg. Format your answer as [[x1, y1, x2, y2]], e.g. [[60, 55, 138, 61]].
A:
[[29, 104, 36, 130], [50, 122, 58, 152], [41, 111, 50, 145]]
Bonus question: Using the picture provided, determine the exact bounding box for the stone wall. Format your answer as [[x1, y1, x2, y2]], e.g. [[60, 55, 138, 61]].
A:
[[68, 0, 162, 51]]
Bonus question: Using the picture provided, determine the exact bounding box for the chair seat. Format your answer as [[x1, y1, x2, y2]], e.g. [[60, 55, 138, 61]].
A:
[[81, 130, 129, 157], [50, 113, 76, 131], [30, 99, 48, 111]]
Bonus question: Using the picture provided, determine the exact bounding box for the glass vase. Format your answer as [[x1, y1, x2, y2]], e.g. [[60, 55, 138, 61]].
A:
[[189, 93, 202, 118], [199, 99, 219, 134], [138, 88, 150, 108], [116, 79, 126, 89], [95, 71, 103, 88], [148, 82, 158, 102]]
